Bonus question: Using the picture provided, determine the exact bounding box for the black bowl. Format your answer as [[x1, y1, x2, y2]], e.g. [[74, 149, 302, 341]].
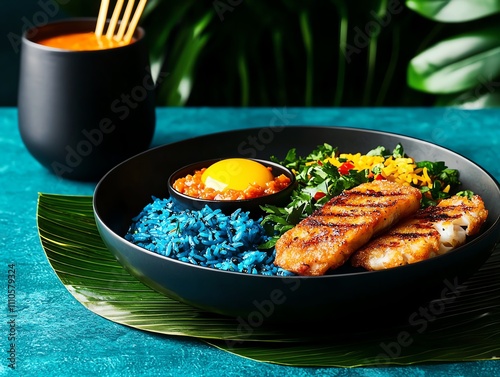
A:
[[93, 126, 500, 322], [167, 158, 296, 216], [18, 18, 155, 181]]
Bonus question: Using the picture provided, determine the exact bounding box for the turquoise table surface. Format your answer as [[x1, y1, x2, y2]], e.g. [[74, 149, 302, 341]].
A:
[[1, 107, 499, 377]]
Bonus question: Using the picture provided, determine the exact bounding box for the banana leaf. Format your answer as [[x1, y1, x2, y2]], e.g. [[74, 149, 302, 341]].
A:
[[406, 0, 500, 22], [37, 193, 500, 367], [408, 28, 500, 94]]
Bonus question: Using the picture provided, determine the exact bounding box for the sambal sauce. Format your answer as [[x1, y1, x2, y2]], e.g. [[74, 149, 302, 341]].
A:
[[37, 32, 134, 51], [173, 168, 291, 201]]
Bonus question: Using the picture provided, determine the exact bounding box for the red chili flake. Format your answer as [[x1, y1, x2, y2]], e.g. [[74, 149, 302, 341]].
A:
[[338, 162, 355, 175], [375, 174, 384, 180], [313, 192, 326, 201]]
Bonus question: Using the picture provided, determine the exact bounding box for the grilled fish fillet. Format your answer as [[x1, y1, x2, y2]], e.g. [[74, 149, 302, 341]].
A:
[[351, 195, 488, 271], [274, 180, 422, 276]]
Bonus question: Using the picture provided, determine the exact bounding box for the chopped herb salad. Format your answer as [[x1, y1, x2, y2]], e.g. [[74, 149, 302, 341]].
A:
[[260, 143, 472, 248]]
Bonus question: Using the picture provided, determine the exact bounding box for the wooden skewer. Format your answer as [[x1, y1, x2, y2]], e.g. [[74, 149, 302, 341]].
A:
[[95, 0, 147, 43], [105, 0, 125, 40], [115, 0, 136, 42], [123, 0, 147, 43], [95, 0, 110, 38]]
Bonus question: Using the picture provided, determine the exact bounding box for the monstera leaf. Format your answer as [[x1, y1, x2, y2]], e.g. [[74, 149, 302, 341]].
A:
[[408, 28, 500, 94], [406, 0, 500, 22], [406, 0, 500, 107]]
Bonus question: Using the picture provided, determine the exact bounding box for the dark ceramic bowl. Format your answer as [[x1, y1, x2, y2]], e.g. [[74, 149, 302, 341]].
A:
[[18, 18, 155, 182], [167, 158, 296, 217], [93, 126, 500, 323]]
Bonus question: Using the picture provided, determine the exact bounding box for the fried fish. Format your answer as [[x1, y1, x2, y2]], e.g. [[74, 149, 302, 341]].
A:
[[274, 180, 422, 276], [351, 194, 488, 271]]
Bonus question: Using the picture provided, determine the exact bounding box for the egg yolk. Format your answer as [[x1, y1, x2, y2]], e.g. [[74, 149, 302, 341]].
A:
[[201, 158, 274, 191]]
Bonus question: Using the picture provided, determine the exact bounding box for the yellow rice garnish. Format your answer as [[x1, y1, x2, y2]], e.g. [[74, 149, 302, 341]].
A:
[[323, 152, 435, 189]]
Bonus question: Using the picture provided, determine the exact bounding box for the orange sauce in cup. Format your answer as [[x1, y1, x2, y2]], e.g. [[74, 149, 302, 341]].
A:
[[37, 32, 132, 51]]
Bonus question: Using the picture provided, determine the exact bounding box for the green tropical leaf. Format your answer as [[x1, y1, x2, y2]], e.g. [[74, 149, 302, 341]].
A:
[[330, 0, 349, 106], [299, 10, 314, 106], [406, 0, 500, 23], [157, 11, 213, 106], [37, 193, 500, 367], [408, 28, 500, 93], [142, 1, 195, 83], [57, 0, 440, 107], [435, 89, 500, 108]]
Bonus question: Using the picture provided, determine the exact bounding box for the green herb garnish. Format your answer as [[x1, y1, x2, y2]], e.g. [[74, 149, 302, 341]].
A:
[[261, 143, 464, 248]]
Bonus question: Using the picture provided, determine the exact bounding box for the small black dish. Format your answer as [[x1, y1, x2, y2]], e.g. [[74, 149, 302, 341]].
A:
[[167, 158, 296, 217]]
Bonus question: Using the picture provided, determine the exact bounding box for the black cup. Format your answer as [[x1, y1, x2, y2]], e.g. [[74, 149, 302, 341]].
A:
[[18, 18, 156, 181]]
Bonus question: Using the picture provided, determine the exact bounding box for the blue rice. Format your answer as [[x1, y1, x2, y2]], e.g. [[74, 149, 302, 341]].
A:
[[125, 197, 294, 276]]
